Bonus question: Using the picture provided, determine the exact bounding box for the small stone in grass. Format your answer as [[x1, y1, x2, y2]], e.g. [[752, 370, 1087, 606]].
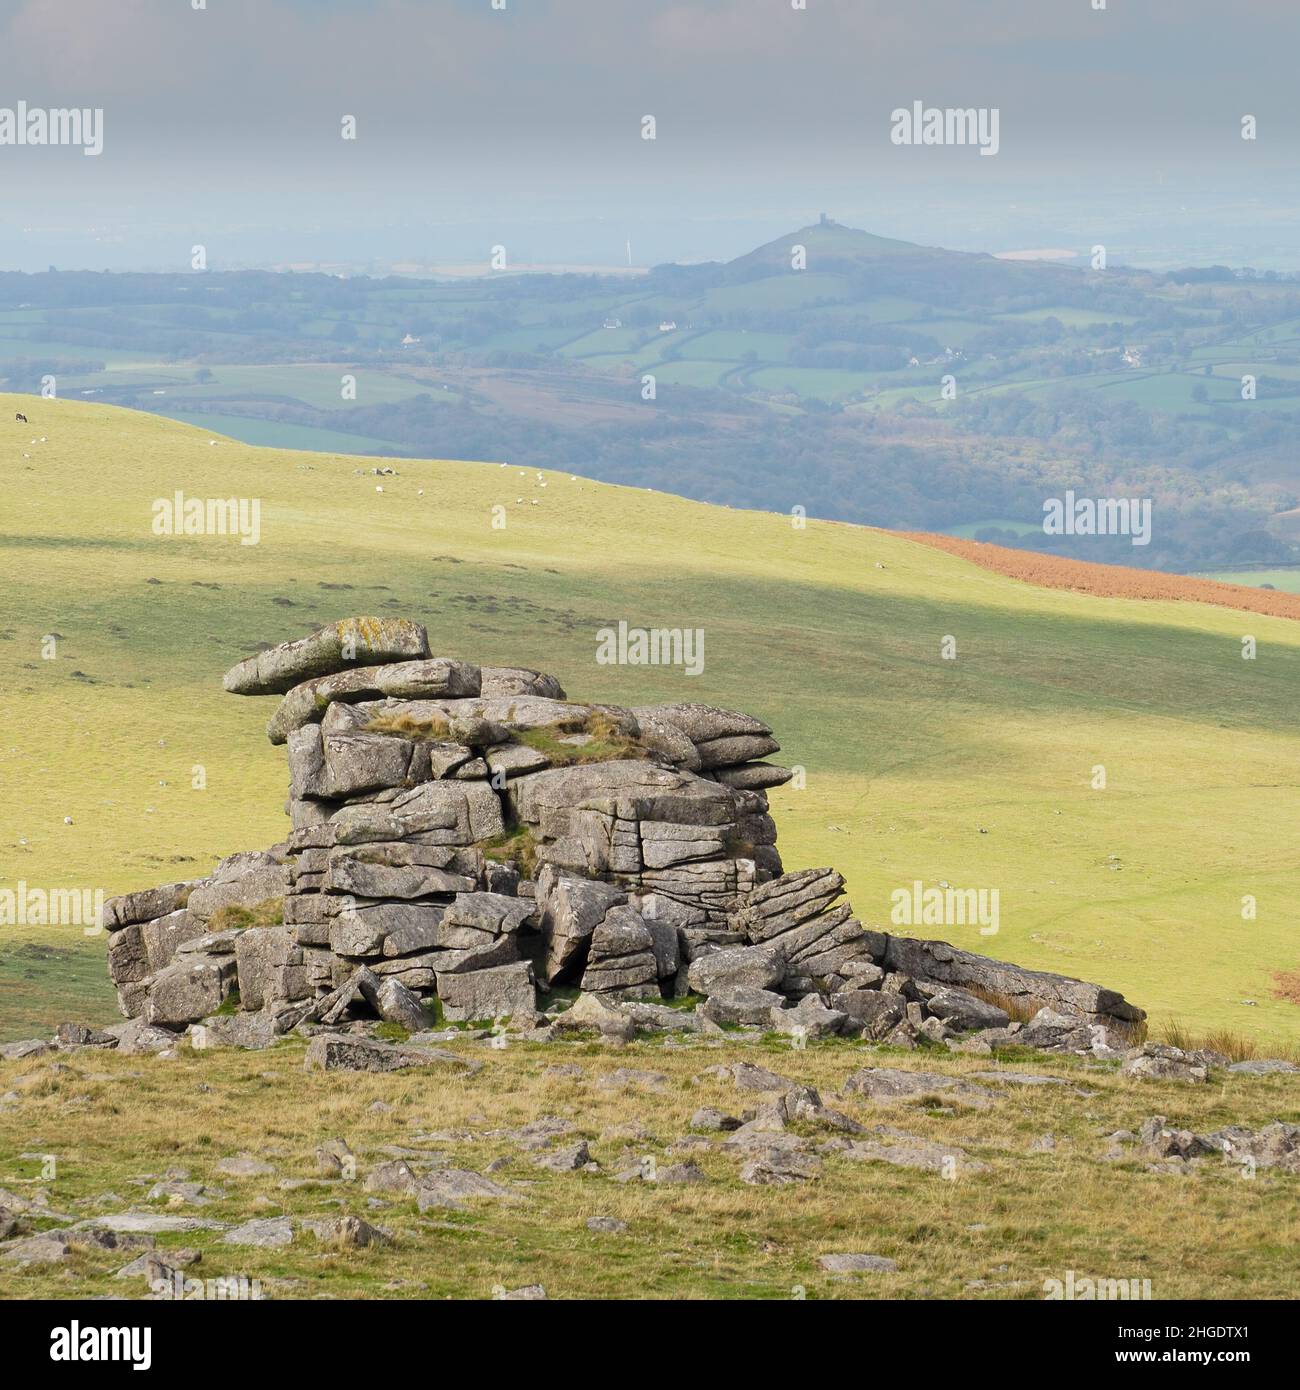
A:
[[587, 1216, 627, 1234], [819, 1253, 898, 1274]]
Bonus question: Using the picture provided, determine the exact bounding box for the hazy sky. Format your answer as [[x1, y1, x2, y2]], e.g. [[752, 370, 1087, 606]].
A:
[[0, 0, 1296, 271]]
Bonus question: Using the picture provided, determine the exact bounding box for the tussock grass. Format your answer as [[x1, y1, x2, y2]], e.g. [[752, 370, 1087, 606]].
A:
[[364, 712, 451, 742], [208, 898, 285, 931], [513, 711, 648, 767], [1159, 1018, 1300, 1065], [363, 707, 643, 767], [960, 983, 1041, 1026], [479, 826, 540, 880]]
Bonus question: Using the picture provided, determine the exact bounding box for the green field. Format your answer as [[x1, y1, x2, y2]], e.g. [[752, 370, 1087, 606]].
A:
[[1193, 568, 1300, 594], [748, 365, 872, 400], [683, 330, 797, 363], [945, 519, 1043, 539], [64, 363, 437, 411], [701, 272, 853, 314], [651, 360, 738, 389], [1, 395, 1298, 1046], [1000, 307, 1139, 328], [154, 411, 407, 455]]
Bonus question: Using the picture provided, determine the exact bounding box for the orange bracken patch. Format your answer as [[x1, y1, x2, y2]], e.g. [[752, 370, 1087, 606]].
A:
[[1272, 972, 1300, 1007], [897, 531, 1300, 623]]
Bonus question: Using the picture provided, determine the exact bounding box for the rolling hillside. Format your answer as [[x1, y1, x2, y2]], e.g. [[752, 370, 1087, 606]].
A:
[[1, 395, 1297, 1044], [4, 226, 1300, 573]]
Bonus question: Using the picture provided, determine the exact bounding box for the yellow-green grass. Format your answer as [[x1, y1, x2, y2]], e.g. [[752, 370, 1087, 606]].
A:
[[1, 1036, 1298, 1300], [0, 394, 1298, 1044]]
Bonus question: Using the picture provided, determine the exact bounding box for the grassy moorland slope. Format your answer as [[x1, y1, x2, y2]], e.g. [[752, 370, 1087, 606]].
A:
[[0, 395, 1297, 1043], [1, 1036, 1298, 1301]]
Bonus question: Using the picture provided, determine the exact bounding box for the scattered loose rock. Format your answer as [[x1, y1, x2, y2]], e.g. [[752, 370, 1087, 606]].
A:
[[223, 1217, 295, 1248], [819, 1252, 898, 1274]]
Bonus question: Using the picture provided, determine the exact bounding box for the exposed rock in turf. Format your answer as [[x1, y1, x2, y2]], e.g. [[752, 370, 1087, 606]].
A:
[[415, 1170, 520, 1211], [819, 1253, 898, 1274], [189, 1013, 278, 1051], [840, 1130, 986, 1175], [729, 1061, 802, 1094], [841, 1068, 995, 1107], [222, 1217, 294, 1248], [52, 1022, 119, 1050], [739, 1149, 822, 1185], [302, 1035, 472, 1074], [304, 1214, 389, 1247], [1228, 1059, 1300, 1075], [549, 991, 638, 1043], [1122, 1044, 1210, 1084]]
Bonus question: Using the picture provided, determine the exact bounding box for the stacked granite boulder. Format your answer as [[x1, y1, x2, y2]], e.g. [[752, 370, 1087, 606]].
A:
[[101, 618, 1145, 1052]]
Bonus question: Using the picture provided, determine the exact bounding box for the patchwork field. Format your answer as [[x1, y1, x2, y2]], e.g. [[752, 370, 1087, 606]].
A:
[[1, 395, 1298, 1048], [6, 225, 1299, 585]]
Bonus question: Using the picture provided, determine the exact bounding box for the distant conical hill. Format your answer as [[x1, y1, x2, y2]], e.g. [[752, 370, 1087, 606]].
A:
[[724, 219, 959, 275]]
